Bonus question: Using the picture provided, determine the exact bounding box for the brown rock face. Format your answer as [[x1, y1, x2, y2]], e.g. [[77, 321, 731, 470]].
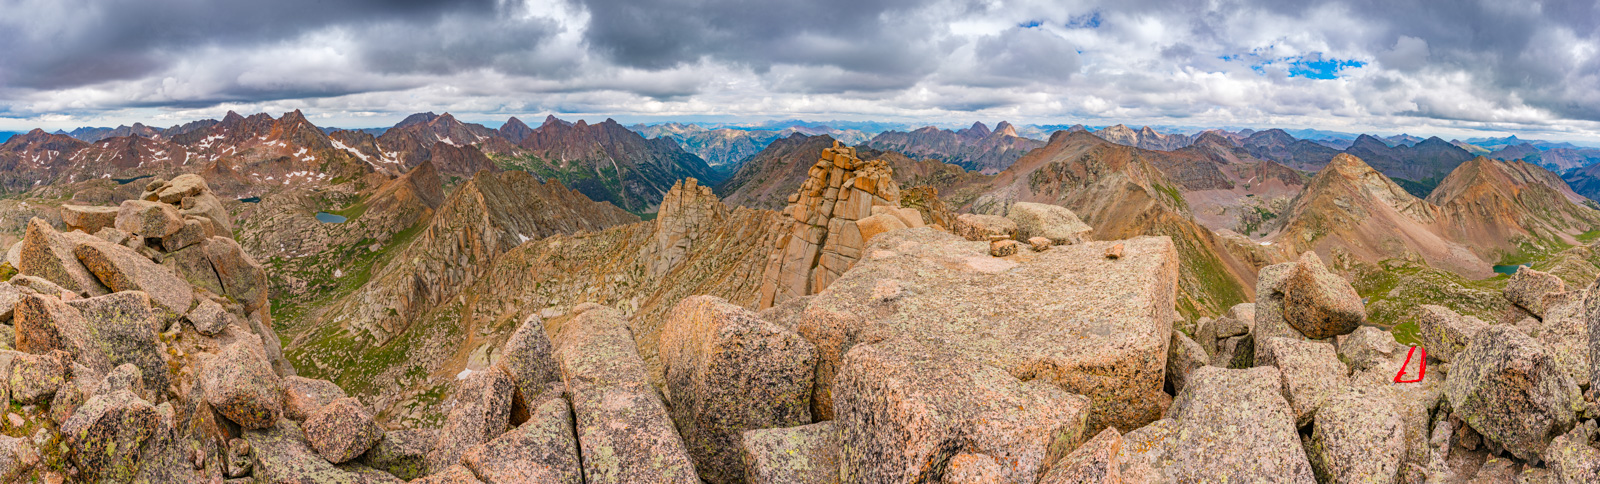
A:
[[794, 229, 1177, 433], [740, 422, 840, 484], [73, 237, 194, 315], [554, 305, 698, 483], [460, 396, 582, 484], [115, 199, 185, 238], [758, 140, 904, 308], [833, 338, 1090, 483], [1281, 251, 1366, 339], [201, 342, 285, 429], [19, 218, 108, 295], [303, 397, 382, 464], [658, 295, 815, 484], [60, 205, 119, 234]]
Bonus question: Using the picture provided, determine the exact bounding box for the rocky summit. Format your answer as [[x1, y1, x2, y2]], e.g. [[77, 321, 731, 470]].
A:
[[3, 125, 1600, 484]]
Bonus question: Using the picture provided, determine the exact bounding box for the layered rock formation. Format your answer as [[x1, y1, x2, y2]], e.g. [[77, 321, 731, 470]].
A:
[[757, 140, 910, 308]]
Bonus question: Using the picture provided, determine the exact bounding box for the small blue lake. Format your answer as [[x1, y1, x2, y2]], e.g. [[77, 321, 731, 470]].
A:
[[238, 196, 260, 203], [113, 174, 152, 185], [1493, 264, 1528, 276], [315, 212, 347, 223]]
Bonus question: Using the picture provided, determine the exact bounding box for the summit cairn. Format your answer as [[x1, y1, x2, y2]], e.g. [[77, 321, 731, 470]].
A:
[[758, 140, 912, 308]]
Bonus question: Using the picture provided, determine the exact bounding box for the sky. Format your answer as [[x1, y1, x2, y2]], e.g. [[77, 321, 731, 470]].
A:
[[1, 0, 1598, 143]]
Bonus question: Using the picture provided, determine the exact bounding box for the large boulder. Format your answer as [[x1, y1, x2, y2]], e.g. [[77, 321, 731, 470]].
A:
[[200, 341, 285, 429], [1255, 337, 1349, 427], [184, 297, 236, 336], [1114, 419, 1177, 483], [1505, 268, 1565, 318], [460, 396, 582, 484], [1281, 251, 1365, 339], [1416, 304, 1488, 362], [833, 338, 1090, 483], [115, 200, 184, 238], [304, 397, 383, 464], [0, 435, 38, 482], [490, 313, 559, 419], [1543, 421, 1600, 482], [360, 428, 434, 481], [73, 237, 193, 314], [201, 236, 269, 312], [429, 367, 514, 472], [1039, 427, 1121, 484], [60, 389, 161, 483], [18, 218, 108, 295], [1445, 325, 1582, 461], [283, 375, 348, 421], [60, 205, 120, 235], [64, 291, 169, 393], [1305, 389, 1406, 483], [795, 229, 1177, 434], [244, 420, 404, 484], [552, 305, 698, 483], [13, 293, 99, 366], [1004, 202, 1092, 245], [1165, 330, 1207, 395], [1346, 343, 1443, 484], [1335, 325, 1401, 372], [8, 351, 65, 404], [155, 174, 208, 204], [1165, 366, 1316, 482], [1252, 262, 1302, 342], [740, 422, 840, 484], [659, 295, 816, 484]]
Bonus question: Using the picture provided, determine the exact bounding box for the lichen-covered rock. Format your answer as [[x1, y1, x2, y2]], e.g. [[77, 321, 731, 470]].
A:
[[97, 362, 146, 399], [954, 213, 1018, 242], [1306, 389, 1405, 483], [359, 428, 433, 481], [1039, 427, 1121, 484], [0, 434, 38, 482], [8, 351, 64, 404], [1346, 343, 1443, 484], [943, 453, 1005, 483], [1256, 337, 1349, 427], [201, 236, 269, 312], [1027, 236, 1051, 252], [659, 295, 815, 484], [61, 389, 160, 483], [429, 367, 514, 472], [18, 217, 108, 295], [201, 342, 285, 429], [283, 375, 348, 421], [1335, 325, 1400, 372], [1542, 421, 1600, 483], [1417, 304, 1488, 362], [833, 338, 1090, 483], [1253, 262, 1302, 342], [160, 218, 214, 252], [461, 396, 582, 484], [161, 244, 225, 296], [1198, 315, 1254, 368], [740, 422, 839, 484], [1505, 268, 1565, 318], [491, 313, 559, 419], [1166, 330, 1206, 395], [115, 199, 185, 238], [1114, 418, 1176, 483], [1005, 202, 1092, 245], [413, 464, 485, 484], [304, 397, 382, 464], [244, 419, 402, 484], [553, 305, 697, 483], [74, 236, 194, 315], [64, 290, 169, 393], [13, 293, 98, 364], [1165, 366, 1315, 482], [795, 229, 1177, 434], [1445, 325, 1582, 461], [1281, 251, 1365, 339], [60, 204, 120, 235], [184, 297, 235, 336]]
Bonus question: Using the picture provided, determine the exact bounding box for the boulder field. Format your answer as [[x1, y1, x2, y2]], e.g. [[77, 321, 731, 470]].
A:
[[4, 172, 1600, 484]]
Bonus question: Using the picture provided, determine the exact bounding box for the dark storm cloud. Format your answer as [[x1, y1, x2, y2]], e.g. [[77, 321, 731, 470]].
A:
[[0, 0, 500, 90], [568, 0, 943, 89]]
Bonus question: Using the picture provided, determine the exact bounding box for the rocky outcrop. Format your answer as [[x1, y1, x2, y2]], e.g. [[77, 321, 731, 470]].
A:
[[659, 295, 815, 484], [554, 305, 698, 483], [1445, 325, 1583, 461], [1162, 366, 1316, 482], [758, 140, 904, 308], [1004, 202, 1092, 245], [833, 337, 1089, 483]]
